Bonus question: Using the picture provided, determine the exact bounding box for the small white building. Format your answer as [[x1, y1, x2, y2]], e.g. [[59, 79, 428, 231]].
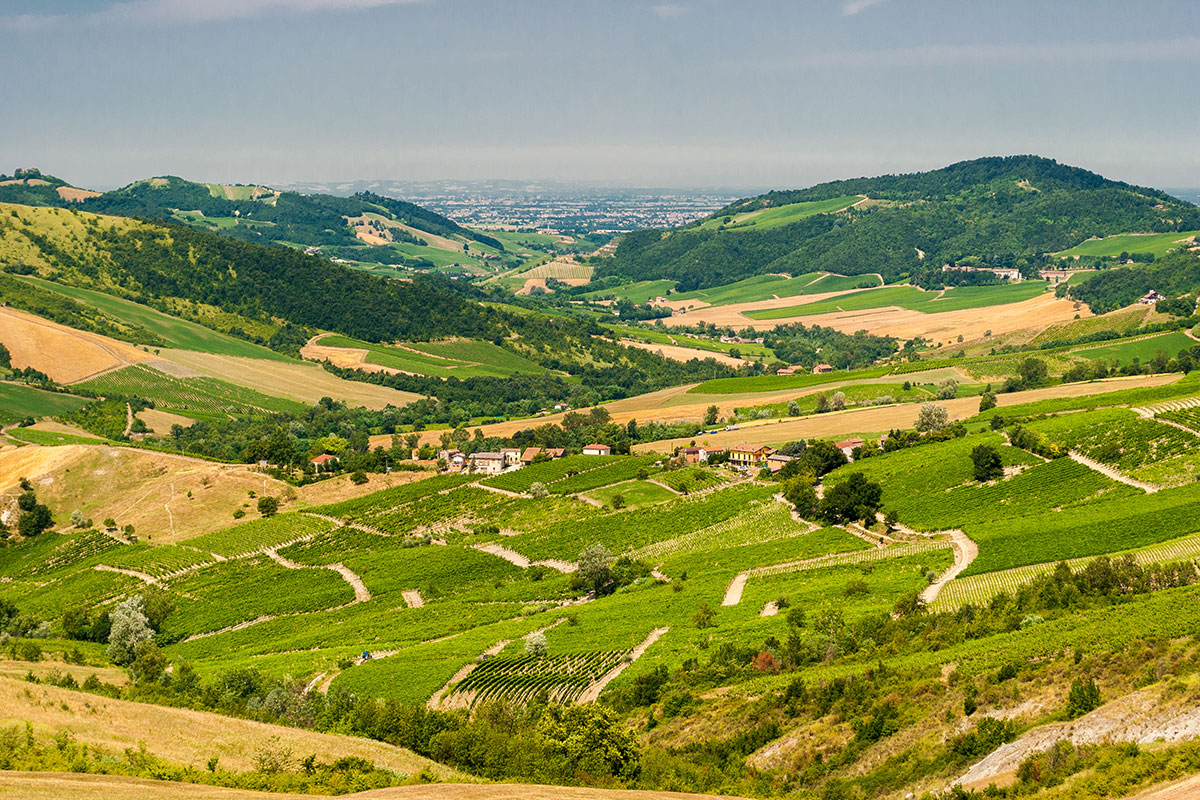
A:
[[501, 448, 522, 468], [470, 452, 506, 475], [583, 443, 612, 456]]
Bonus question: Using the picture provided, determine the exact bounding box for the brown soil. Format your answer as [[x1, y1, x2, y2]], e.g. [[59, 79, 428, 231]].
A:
[[0, 772, 745, 800], [55, 186, 101, 202], [620, 339, 745, 367], [0, 306, 153, 383], [137, 408, 197, 435]]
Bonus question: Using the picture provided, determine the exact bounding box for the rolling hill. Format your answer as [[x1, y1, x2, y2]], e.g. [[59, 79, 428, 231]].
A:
[[598, 156, 1200, 291]]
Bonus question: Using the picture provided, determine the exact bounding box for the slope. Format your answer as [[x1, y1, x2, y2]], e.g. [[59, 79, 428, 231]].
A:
[[600, 155, 1200, 291]]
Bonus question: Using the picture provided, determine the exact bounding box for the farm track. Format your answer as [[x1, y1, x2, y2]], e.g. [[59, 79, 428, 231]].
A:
[[1133, 395, 1200, 418], [919, 530, 977, 606], [300, 511, 391, 538], [1067, 450, 1159, 493], [473, 542, 577, 573], [93, 564, 159, 586], [577, 626, 670, 704], [1153, 416, 1200, 438], [264, 547, 371, 603], [402, 589, 424, 608]]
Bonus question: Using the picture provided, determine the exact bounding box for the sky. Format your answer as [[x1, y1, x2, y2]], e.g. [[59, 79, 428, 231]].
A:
[[1, 0, 1198, 191]]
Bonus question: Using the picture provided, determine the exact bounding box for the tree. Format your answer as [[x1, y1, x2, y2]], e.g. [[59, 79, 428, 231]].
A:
[[257, 496, 279, 517], [610, 493, 625, 510], [781, 477, 818, 518], [979, 390, 997, 412], [1018, 357, 1049, 387], [936, 378, 959, 400], [915, 403, 950, 432], [971, 444, 1004, 482], [19, 503, 54, 537], [818, 472, 883, 524], [349, 470, 368, 485], [525, 632, 548, 657], [538, 704, 641, 779], [704, 405, 719, 426], [786, 605, 806, 630], [530, 482, 549, 499], [814, 393, 830, 413], [577, 543, 613, 595], [69, 510, 87, 528], [107, 595, 154, 666], [693, 602, 716, 628], [1066, 677, 1101, 718], [786, 399, 800, 416]]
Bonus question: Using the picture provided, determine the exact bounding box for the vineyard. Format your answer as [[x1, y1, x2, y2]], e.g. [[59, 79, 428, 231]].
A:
[[1029, 408, 1200, 478], [932, 532, 1200, 611], [444, 649, 629, 707], [77, 363, 306, 420], [547, 455, 662, 494], [480, 454, 621, 493]]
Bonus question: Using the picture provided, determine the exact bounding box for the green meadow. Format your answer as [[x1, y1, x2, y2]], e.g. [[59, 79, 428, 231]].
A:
[[747, 280, 1050, 320]]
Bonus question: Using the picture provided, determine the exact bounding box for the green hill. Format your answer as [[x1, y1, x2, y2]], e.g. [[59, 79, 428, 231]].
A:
[[600, 155, 1200, 291]]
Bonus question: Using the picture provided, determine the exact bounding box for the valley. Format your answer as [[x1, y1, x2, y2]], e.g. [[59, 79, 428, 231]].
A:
[[2, 154, 1200, 800]]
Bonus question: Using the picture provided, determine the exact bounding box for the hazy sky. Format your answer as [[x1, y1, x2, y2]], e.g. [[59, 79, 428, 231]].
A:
[[2, 0, 1198, 190]]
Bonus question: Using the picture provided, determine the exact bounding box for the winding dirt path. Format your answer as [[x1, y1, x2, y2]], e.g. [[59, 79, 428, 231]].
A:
[[473, 542, 576, 573], [122, 403, 133, 438], [427, 638, 513, 709], [577, 626, 669, 703], [919, 529, 977, 605], [1068, 450, 1159, 493], [264, 547, 371, 603], [721, 573, 748, 606], [93, 564, 159, 586]]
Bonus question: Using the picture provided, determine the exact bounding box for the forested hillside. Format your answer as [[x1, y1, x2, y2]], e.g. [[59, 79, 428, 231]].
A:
[[600, 156, 1200, 290], [1067, 249, 1200, 313]]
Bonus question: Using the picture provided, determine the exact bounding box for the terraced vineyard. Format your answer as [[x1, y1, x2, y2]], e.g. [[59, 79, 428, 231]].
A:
[[445, 649, 629, 707], [933, 532, 1200, 611], [481, 454, 620, 493], [1030, 407, 1200, 485], [78, 363, 306, 419]]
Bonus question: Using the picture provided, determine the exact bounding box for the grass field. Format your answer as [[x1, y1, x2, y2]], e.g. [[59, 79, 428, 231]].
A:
[[695, 195, 862, 231], [6, 426, 105, 446], [746, 281, 1051, 320], [1058, 231, 1200, 259], [580, 279, 677, 303], [313, 335, 545, 379], [672, 272, 882, 307], [18, 276, 291, 362], [77, 363, 307, 420], [1073, 331, 1196, 364], [0, 382, 89, 424]]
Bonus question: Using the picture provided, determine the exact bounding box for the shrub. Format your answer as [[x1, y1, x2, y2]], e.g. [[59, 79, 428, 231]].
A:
[[524, 632, 548, 657], [349, 470, 368, 485], [1066, 677, 1101, 718], [257, 496, 279, 517]]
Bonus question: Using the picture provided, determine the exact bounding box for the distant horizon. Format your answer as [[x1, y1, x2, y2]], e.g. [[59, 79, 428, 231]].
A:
[[2, 1, 1197, 189]]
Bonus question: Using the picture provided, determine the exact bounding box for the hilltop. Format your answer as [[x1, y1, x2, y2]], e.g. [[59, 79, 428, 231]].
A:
[[599, 156, 1200, 290]]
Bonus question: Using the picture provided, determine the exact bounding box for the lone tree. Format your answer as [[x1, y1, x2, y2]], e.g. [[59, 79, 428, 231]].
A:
[[818, 472, 883, 524], [979, 390, 998, 412], [781, 477, 818, 518], [704, 405, 719, 426], [915, 403, 950, 432], [525, 631, 549, 657], [577, 543, 614, 595], [971, 444, 1004, 482], [107, 595, 154, 666], [257, 496, 279, 517]]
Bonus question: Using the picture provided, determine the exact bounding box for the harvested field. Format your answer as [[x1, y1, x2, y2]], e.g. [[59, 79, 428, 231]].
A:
[[301, 336, 408, 376], [56, 185, 101, 202], [159, 349, 422, 410], [0, 772, 745, 800], [663, 290, 1088, 345], [632, 374, 1181, 452], [0, 306, 153, 383], [0, 676, 457, 778], [621, 339, 745, 367], [136, 407, 197, 435]]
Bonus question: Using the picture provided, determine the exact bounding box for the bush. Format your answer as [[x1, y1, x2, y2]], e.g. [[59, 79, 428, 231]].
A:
[[257, 496, 279, 517], [1066, 677, 1101, 718], [524, 632, 548, 657], [349, 470, 368, 485]]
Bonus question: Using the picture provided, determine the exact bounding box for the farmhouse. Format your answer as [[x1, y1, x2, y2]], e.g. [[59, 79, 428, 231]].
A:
[[1139, 290, 1165, 305], [583, 443, 612, 456], [766, 453, 794, 473], [469, 452, 506, 475], [728, 443, 775, 467], [776, 365, 804, 376], [440, 449, 467, 470], [501, 448, 522, 467], [544, 447, 566, 459], [678, 446, 719, 464], [836, 437, 865, 460], [520, 447, 542, 465], [310, 453, 339, 471], [813, 363, 834, 374]]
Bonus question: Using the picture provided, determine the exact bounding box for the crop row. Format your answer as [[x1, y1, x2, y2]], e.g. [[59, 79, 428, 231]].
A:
[[652, 467, 726, 493], [481, 454, 621, 494], [632, 499, 808, 561], [315, 473, 473, 520], [450, 650, 627, 707], [548, 455, 662, 494], [1030, 408, 1200, 473], [933, 532, 1200, 611], [963, 481, 1200, 576], [184, 513, 335, 558], [1158, 406, 1200, 432], [102, 543, 215, 577], [10, 529, 121, 578], [749, 539, 953, 578], [365, 486, 503, 534], [79, 364, 303, 418]]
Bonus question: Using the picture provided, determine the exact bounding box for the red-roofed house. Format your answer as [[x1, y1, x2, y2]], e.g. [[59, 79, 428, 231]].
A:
[[583, 443, 612, 456]]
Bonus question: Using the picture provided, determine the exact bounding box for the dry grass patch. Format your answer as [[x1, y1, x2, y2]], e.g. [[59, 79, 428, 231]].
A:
[[0, 306, 153, 383], [159, 349, 422, 410], [0, 676, 458, 778], [620, 340, 745, 368]]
